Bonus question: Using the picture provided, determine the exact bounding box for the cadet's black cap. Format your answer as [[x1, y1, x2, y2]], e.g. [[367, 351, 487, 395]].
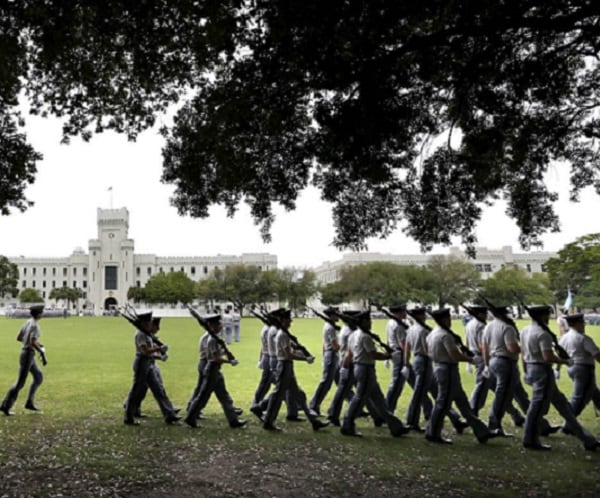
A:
[[430, 308, 451, 321], [137, 312, 153, 322], [204, 313, 221, 324], [389, 304, 407, 313], [408, 307, 427, 315], [323, 306, 340, 316], [355, 310, 371, 322], [269, 308, 291, 320], [152, 316, 162, 327], [564, 313, 584, 325], [29, 305, 44, 317], [468, 306, 488, 316], [527, 305, 553, 318]]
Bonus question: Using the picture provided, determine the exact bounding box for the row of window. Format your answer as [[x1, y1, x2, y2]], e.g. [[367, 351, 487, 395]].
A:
[[475, 263, 547, 273], [36, 291, 88, 300], [22, 267, 88, 277], [134, 265, 268, 276], [22, 281, 88, 289]]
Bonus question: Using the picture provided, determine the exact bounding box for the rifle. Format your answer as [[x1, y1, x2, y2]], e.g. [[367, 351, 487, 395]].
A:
[[307, 305, 341, 331], [119, 306, 168, 360], [511, 293, 570, 361], [477, 295, 519, 330], [186, 305, 237, 363], [337, 311, 393, 355], [369, 301, 411, 330], [426, 310, 475, 358], [459, 303, 487, 326], [255, 306, 314, 360], [247, 305, 273, 327]]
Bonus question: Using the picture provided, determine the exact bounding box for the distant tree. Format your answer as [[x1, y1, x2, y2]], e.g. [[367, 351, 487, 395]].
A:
[[545, 233, 600, 310], [144, 271, 195, 304], [218, 264, 264, 313], [49, 287, 84, 309], [2, 3, 599, 253], [278, 269, 318, 316], [19, 288, 43, 303], [127, 286, 146, 304], [424, 256, 481, 309], [481, 267, 552, 310], [195, 277, 222, 311], [0, 256, 19, 298]]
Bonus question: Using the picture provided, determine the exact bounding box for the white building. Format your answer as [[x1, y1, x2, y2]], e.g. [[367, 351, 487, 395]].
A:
[[8, 207, 277, 314], [314, 245, 555, 285]]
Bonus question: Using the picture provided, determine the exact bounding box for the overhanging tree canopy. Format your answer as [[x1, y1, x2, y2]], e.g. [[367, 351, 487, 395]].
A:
[[2, 2, 599, 253]]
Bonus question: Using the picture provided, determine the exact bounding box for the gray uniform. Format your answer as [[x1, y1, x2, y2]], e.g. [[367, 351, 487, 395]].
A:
[[326, 324, 357, 422], [232, 311, 241, 342], [341, 329, 406, 436], [521, 323, 597, 449], [559, 329, 600, 415], [251, 325, 272, 407], [405, 322, 434, 427], [187, 333, 210, 410], [186, 335, 239, 426], [466, 318, 488, 414], [262, 330, 319, 426], [483, 318, 521, 430], [425, 327, 491, 442], [124, 330, 155, 423], [385, 319, 409, 413], [1, 318, 44, 412], [310, 322, 340, 414]]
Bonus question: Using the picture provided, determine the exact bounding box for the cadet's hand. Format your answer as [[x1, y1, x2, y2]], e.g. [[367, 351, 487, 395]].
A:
[[401, 366, 410, 379], [466, 363, 473, 374], [482, 366, 490, 378], [160, 345, 169, 353], [553, 367, 560, 379], [231, 359, 240, 366], [384, 359, 391, 369], [306, 356, 315, 364], [257, 361, 262, 369]]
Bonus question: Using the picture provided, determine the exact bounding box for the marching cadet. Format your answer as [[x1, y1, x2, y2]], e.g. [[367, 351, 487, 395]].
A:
[[232, 307, 242, 342], [250, 321, 273, 416], [340, 311, 408, 438], [425, 308, 498, 444], [558, 313, 600, 416], [222, 309, 233, 344], [520, 306, 598, 451], [262, 308, 329, 432], [465, 306, 490, 416], [129, 317, 180, 421], [185, 313, 246, 428], [1, 305, 46, 416], [309, 306, 342, 416], [385, 304, 410, 415]]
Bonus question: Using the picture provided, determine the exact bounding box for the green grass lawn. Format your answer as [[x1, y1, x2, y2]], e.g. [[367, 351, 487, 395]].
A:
[[0, 316, 599, 496]]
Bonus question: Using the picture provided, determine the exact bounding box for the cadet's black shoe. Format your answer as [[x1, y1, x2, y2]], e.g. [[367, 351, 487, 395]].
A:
[[233, 407, 244, 416], [184, 417, 199, 429], [286, 415, 306, 422], [584, 440, 599, 452], [425, 435, 453, 444], [512, 415, 526, 427], [454, 420, 469, 434], [523, 442, 551, 451], [263, 422, 282, 432], [230, 419, 248, 429], [561, 426, 574, 435], [391, 426, 410, 437], [312, 419, 330, 431], [1, 405, 15, 416], [250, 406, 264, 422], [540, 425, 561, 436], [340, 427, 363, 437], [327, 416, 341, 427], [495, 429, 514, 438], [25, 401, 40, 411], [124, 419, 140, 426], [165, 415, 182, 424], [173, 408, 181, 415], [406, 425, 425, 433], [373, 418, 385, 427]]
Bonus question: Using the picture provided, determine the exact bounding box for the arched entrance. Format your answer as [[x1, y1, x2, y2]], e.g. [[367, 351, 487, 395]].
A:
[[104, 297, 118, 310]]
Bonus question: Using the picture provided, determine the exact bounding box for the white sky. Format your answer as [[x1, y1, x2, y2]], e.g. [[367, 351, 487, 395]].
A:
[[0, 111, 598, 268]]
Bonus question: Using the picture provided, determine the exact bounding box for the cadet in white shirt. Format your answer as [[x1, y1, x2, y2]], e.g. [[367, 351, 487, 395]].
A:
[[558, 313, 600, 416], [384, 304, 410, 414], [520, 306, 598, 451]]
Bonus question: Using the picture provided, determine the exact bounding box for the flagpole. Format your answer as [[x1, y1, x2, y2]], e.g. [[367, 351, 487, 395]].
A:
[[108, 187, 113, 209]]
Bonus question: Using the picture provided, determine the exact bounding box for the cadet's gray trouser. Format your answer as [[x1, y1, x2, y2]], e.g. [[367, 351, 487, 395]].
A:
[[187, 362, 237, 425], [385, 351, 407, 413], [132, 362, 176, 418], [2, 349, 43, 410], [342, 363, 405, 436], [252, 354, 272, 406], [566, 364, 599, 416], [406, 354, 435, 427], [310, 350, 339, 413], [258, 356, 297, 416], [327, 365, 356, 420], [427, 363, 490, 442], [524, 363, 596, 447], [124, 355, 152, 422], [488, 356, 519, 430], [263, 360, 317, 426], [188, 358, 207, 410], [469, 357, 490, 415]]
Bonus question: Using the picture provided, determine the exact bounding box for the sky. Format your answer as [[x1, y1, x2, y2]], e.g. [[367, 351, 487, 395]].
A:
[[0, 110, 598, 268]]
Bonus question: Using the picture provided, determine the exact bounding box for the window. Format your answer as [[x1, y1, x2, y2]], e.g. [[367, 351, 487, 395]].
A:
[[484, 264, 492, 272], [541, 264, 547, 272], [23, 268, 27, 276], [82, 280, 87, 288], [73, 268, 77, 276], [42, 292, 46, 298], [22, 280, 26, 288], [191, 266, 196, 275], [159, 267, 163, 273], [52, 268, 56, 276], [42, 281, 46, 288], [32, 268, 36, 276], [147, 267, 152, 276], [73, 280, 77, 288], [32, 281, 36, 288], [475, 264, 483, 271], [203, 266, 208, 274], [63, 268, 67, 276], [43, 268, 47, 276], [83, 292, 87, 299], [52, 281, 56, 288], [170, 267, 174, 273], [62, 281, 67, 287], [83, 268, 87, 276], [136, 281, 141, 287], [136, 267, 140, 276], [105, 266, 118, 290], [526, 264, 532, 272]]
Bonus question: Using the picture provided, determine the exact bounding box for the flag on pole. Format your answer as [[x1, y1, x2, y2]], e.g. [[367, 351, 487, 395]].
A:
[[107, 186, 113, 191], [562, 289, 573, 312]]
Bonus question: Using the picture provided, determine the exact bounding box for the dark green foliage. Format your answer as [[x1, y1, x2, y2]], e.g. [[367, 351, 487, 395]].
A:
[[2, 2, 600, 252], [0, 255, 19, 298]]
